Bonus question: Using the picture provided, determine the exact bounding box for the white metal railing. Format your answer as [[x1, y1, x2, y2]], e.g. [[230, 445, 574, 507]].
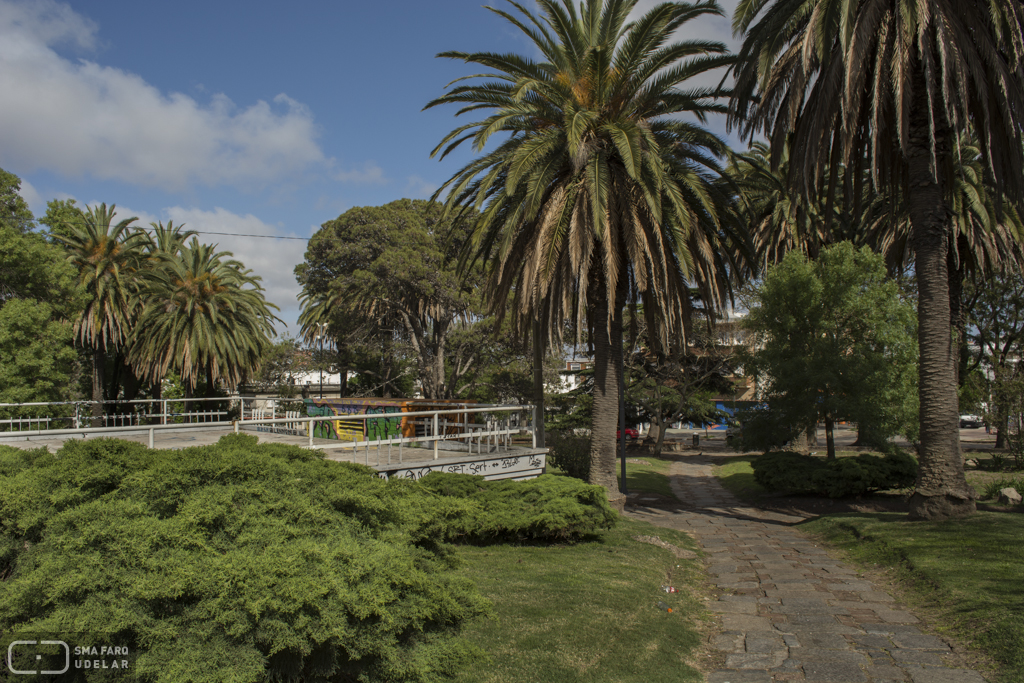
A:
[[0, 420, 233, 448], [236, 405, 536, 466], [0, 397, 234, 431], [0, 403, 540, 462]]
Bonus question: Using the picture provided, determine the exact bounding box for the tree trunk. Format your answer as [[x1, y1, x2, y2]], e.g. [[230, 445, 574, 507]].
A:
[[824, 415, 836, 460], [91, 348, 105, 427], [588, 280, 626, 509], [995, 406, 1008, 448], [645, 418, 661, 446], [653, 419, 668, 457], [906, 74, 975, 520], [532, 318, 546, 448]]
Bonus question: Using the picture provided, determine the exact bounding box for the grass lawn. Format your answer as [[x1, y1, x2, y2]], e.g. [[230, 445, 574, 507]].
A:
[[617, 454, 677, 499], [712, 455, 763, 501], [450, 516, 711, 683], [800, 512, 1024, 682]]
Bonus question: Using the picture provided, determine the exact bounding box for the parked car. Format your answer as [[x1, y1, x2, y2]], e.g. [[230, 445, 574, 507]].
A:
[[616, 427, 639, 440], [959, 414, 984, 429]]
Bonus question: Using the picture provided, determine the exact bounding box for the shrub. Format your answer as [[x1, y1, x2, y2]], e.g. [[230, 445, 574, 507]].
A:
[[982, 476, 1024, 502], [0, 435, 489, 682], [417, 472, 617, 543], [752, 450, 917, 498], [546, 429, 591, 481]]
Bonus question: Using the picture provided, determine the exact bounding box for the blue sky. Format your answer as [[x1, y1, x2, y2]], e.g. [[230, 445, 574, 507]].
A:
[[0, 0, 742, 334]]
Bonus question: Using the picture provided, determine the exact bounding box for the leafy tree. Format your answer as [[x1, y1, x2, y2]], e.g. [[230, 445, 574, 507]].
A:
[[965, 271, 1024, 447], [427, 0, 742, 504], [38, 198, 85, 245], [296, 200, 484, 400], [741, 243, 918, 459], [729, 0, 1024, 519], [248, 337, 312, 394], [130, 239, 280, 397], [0, 224, 85, 406], [0, 168, 34, 234], [624, 316, 734, 455]]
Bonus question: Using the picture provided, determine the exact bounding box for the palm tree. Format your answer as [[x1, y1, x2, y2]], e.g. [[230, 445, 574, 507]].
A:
[[730, 0, 1024, 520], [129, 239, 280, 398], [427, 0, 743, 504], [728, 141, 851, 269], [58, 203, 145, 424]]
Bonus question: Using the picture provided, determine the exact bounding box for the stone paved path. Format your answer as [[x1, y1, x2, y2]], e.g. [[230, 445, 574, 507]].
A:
[[626, 457, 989, 683]]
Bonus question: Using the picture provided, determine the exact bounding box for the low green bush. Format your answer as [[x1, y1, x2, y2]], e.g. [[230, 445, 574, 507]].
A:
[[753, 450, 917, 498], [545, 429, 591, 481], [0, 436, 490, 682], [982, 475, 1024, 502], [417, 472, 617, 543]]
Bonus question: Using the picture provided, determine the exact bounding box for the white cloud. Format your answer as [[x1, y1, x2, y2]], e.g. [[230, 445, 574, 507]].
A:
[[0, 0, 326, 192], [404, 175, 437, 199], [332, 162, 388, 184]]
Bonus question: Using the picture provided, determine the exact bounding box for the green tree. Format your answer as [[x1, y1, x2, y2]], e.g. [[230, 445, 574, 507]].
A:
[[129, 239, 280, 397], [0, 168, 35, 234], [427, 0, 741, 504], [0, 224, 84, 406], [729, 0, 1024, 519], [296, 200, 483, 400], [38, 198, 85, 245], [965, 271, 1024, 447], [742, 243, 918, 459], [55, 204, 145, 423]]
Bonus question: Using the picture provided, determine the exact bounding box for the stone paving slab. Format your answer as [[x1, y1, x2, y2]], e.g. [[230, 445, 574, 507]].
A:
[[625, 456, 991, 683]]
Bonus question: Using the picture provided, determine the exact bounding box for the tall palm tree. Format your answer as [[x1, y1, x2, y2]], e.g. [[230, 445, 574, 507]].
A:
[[730, 0, 1024, 519], [427, 0, 743, 504], [129, 239, 280, 397], [57, 203, 145, 423]]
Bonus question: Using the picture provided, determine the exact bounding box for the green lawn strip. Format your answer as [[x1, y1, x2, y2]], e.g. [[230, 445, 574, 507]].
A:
[[617, 455, 676, 499], [799, 512, 1024, 683], [450, 517, 710, 683], [712, 456, 764, 501]]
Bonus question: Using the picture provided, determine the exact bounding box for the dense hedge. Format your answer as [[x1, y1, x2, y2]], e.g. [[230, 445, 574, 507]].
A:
[[545, 430, 591, 481], [0, 435, 612, 682], [417, 472, 617, 543], [752, 450, 917, 498]]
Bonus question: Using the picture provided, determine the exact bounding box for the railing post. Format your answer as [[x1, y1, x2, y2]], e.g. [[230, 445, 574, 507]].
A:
[[309, 419, 314, 447], [432, 413, 439, 460], [148, 427, 154, 449], [532, 404, 537, 448]]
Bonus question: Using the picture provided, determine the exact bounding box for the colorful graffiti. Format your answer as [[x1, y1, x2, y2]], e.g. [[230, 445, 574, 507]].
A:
[[303, 398, 476, 443]]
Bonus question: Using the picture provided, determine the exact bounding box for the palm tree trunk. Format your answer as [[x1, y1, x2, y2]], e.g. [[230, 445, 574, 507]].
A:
[[532, 318, 546, 448], [906, 78, 975, 520], [588, 279, 626, 509], [91, 348, 105, 427]]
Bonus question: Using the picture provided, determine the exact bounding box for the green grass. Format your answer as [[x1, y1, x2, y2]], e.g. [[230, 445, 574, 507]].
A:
[[800, 512, 1024, 683], [617, 455, 676, 499], [712, 455, 764, 501], [450, 516, 710, 683]]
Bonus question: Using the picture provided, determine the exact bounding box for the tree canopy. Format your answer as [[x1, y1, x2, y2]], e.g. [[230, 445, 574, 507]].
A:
[[742, 242, 918, 458]]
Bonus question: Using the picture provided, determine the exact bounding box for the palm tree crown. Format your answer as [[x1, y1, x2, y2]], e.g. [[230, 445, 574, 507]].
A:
[[130, 239, 279, 392], [428, 0, 742, 501]]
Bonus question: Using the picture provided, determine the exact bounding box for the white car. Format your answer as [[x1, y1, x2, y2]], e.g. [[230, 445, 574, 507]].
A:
[[959, 415, 984, 429]]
